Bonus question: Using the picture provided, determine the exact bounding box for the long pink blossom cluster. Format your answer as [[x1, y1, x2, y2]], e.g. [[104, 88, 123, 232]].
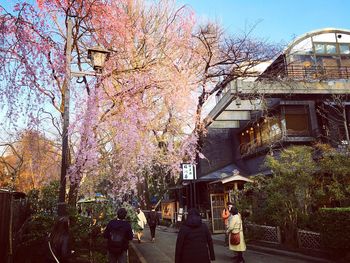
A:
[[1, 0, 201, 198]]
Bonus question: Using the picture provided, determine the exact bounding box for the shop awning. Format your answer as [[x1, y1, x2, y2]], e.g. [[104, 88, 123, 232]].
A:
[[197, 163, 247, 182], [210, 174, 253, 185]]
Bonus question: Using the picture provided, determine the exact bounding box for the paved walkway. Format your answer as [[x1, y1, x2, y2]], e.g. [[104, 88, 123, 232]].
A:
[[131, 226, 334, 263]]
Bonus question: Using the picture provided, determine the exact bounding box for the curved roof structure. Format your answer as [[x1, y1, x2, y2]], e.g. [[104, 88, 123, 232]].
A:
[[259, 27, 350, 80], [284, 28, 350, 55]]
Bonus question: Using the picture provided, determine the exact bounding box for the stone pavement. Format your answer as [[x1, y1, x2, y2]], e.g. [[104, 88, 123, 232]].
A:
[[130, 226, 334, 263]]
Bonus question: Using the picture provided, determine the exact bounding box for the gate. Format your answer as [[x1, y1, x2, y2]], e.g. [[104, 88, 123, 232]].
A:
[[210, 193, 225, 233]]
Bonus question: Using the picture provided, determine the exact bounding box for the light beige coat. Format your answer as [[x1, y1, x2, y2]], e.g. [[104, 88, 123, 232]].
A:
[[137, 210, 147, 229], [228, 214, 246, 251]]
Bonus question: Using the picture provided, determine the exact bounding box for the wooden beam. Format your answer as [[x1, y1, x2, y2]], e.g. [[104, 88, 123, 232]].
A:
[[209, 120, 240, 129], [215, 110, 251, 121]]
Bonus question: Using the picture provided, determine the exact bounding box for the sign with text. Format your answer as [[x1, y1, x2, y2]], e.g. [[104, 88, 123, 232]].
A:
[[182, 163, 196, 180], [177, 207, 184, 222]]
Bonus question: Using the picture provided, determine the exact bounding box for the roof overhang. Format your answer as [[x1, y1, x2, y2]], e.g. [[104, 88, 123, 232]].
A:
[[204, 79, 350, 129], [204, 82, 264, 129], [209, 174, 253, 185], [197, 163, 247, 182]]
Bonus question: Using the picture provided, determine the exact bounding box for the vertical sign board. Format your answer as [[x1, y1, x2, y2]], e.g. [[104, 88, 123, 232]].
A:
[[182, 163, 197, 208], [177, 207, 184, 222], [182, 163, 196, 180]]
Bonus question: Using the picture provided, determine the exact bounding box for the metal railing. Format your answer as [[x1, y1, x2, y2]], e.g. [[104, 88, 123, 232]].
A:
[[286, 65, 350, 80]]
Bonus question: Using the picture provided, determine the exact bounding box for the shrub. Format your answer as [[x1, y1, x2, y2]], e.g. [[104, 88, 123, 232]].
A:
[[318, 207, 350, 259]]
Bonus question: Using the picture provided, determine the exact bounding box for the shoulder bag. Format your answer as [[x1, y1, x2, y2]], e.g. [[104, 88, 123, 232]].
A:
[[229, 217, 241, 246]]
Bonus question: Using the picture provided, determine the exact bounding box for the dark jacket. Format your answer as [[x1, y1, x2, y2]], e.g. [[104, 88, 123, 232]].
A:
[[147, 210, 159, 227], [46, 233, 72, 263], [103, 219, 133, 253], [175, 213, 215, 263], [54, 235, 70, 262]]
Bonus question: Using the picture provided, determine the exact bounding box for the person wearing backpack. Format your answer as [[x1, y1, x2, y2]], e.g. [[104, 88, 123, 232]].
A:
[[104, 208, 133, 263], [147, 205, 159, 242]]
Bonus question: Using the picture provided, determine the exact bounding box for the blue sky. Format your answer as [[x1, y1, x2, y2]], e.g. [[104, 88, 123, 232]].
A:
[[179, 0, 350, 44]]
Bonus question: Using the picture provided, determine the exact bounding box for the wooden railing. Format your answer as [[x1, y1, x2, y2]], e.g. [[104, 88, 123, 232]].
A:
[[239, 129, 317, 155]]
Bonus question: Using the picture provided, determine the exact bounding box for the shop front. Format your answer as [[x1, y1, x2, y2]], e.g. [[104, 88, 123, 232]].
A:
[[208, 170, 253, 233]]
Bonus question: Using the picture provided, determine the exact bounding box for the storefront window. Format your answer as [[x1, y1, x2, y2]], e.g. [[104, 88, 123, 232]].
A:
[[261, 120, 270, 144], [254, 125, 262, 147], [270, 117, 282, 140]]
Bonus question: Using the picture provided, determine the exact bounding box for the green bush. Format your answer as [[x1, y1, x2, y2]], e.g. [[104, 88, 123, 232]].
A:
[[318, 207, 350, 254]]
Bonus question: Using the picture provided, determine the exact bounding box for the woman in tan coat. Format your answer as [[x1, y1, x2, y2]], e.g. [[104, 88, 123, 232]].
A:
[[228, 207, 246, 263]]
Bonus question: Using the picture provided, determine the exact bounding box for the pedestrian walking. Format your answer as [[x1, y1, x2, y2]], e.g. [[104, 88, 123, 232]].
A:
[[228, 207, 246, 263], [103, 208, 133, 263], [175, 208, 215, 263], [147, 205, 159, 242], [136, 207, 147, 243], [48, 216, 73, 263], [222, 201, 233, 246]]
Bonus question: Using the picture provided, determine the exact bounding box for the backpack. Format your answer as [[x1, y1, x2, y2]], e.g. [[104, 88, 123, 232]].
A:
[[109, 228, 125, 254], [148, 211, 158, 226]]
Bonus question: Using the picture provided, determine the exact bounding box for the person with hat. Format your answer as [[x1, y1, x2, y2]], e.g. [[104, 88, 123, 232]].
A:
[[222, 201, 233, 246]]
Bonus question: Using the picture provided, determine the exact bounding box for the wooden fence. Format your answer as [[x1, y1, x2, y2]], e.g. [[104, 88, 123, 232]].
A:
[[0, 190, 28, 262]]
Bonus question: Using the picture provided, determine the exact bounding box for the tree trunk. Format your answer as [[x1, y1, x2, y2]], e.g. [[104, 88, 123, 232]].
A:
[[143, 172, 152, 209], [68, 181, 79, 210], [194, 89, 207, 177], [283, 221, 298, 248]]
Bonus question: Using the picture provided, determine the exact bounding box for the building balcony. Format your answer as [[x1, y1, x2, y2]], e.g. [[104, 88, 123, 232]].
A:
[[239, 129, 317, 157], [286, 65, 350, 80]]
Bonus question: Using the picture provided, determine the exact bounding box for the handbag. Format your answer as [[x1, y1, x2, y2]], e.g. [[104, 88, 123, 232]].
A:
[[230, 232, 240, 246], [230, 216, 242, 246]]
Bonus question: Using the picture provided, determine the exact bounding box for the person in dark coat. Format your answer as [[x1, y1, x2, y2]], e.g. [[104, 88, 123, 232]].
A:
[[49, 216, 73, 263], [103, 208, 134, 263], [147, 205, 159, 242], [175, 208, 215, 263]]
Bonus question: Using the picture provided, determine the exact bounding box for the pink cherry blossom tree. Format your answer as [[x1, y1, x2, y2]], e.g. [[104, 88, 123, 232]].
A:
[[0, 0, 200, 206]]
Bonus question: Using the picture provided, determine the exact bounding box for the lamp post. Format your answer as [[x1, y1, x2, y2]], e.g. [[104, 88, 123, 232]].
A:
[[57, 17, 110, 216]]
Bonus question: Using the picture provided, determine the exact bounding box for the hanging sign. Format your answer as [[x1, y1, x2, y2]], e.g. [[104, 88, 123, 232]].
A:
[[182, 163, 196, 180]]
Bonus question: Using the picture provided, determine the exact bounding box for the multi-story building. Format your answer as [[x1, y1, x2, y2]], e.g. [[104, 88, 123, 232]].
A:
[[194, 28, 350, 232]]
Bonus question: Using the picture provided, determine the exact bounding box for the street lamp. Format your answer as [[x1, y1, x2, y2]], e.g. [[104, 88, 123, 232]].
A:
[[88, 45, 110, 73], [57, 17, 110, 216]]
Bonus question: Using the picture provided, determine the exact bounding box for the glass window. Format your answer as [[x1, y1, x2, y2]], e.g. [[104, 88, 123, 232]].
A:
[[314, 43, 325, 54], [284, 105, 310, 136], [326, 44, 337, 54], [270, 117, 282, 140], [340, 44, 350, 54], [261, 121, 270, 144], [249, 129, 254, 142], [254, 126, 262, 147]]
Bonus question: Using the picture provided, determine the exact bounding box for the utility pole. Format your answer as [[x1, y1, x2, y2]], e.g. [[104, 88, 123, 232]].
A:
[[58, 17, 72, 216]]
